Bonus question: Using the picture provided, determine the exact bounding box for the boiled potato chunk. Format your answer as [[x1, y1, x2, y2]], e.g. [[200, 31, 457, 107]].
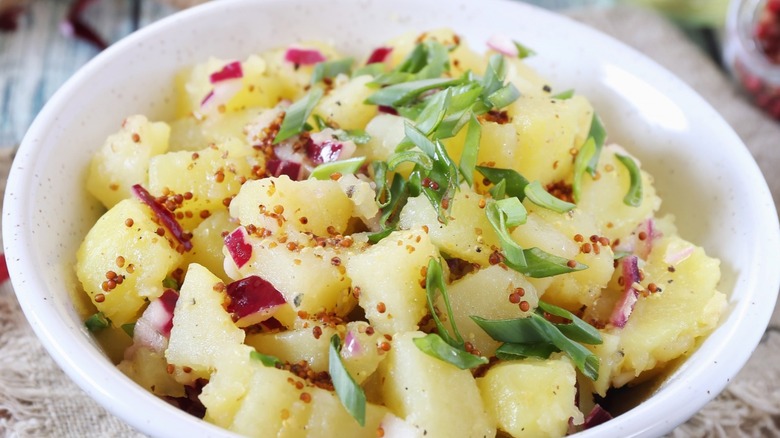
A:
[[230, 176, 353, 236], [183, 210, 234, 282], [376, 331, 495, 438], [314, 75, 377, 130], [610, 235, 725, 387], [76, 198, 183, 326], [245, 325, 338, 373], [226, 231, 355, 317], [347, 229, 437, 334], [261, 42, 343, 99], [578, 145, 661, 241], [506, 94, 593, 185], [443, 264, 539, 357], [363, 114, 406, 162], [477, 356, 582, 438], [148, 138, 254, 232], [399, 187, 499, 267], [117, 347, 185, 397], [86, 115, 170, 209], [341, 321, 387, 384]]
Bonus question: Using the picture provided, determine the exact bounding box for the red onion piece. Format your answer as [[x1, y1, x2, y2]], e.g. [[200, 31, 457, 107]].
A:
[[200, 80, 243, 112], [486, 35, 518, 57], [378, 106, 398, 115], [226, 276, 287, 327], [664, 245, 694, 266], [261, 317, 284, 331], [210, 61, 243, 83], [343, 330, 363, 358], [284, 47, 326, 65], [634, 218, 661, 260], [224, 227, 252, 269], [143, 289, 179, 337], [306, 139, 343, 164], [609, 255, 641, 328], [131, 184, 193, 251], [366, 47, 393, 64], [266, 159, 303, 180], [583, 404, 613, 429]]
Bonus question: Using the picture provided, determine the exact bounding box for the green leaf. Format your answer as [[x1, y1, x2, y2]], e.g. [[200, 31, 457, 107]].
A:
[[274, 88, 324, 144], [513, 40, 536, 59], [309, 157, 366, 180], [476, 166, 530, 200], [487, 83, 520, 109], [365, 77, 463, 108], [387, 150, 433, 171], [485, 199, 527, 267], [121, 323, 135, 338], [519, 247, 587, 278], [352, 63, 385, 78], [615, 153, 643, 207], [586, 113, 607, 176], [459, 114, 481, 186], [537, 301, 602, 345], [336, 129, 371, 145], [250, 350, 283, 368], [85, 312, 110, 333], [425, 258, 464, 347], [524, 180, 576, 213], [162, 276, 179, 290], [311, 58, 354, 85], [572, 137, 596, 203], [551, 89, 575, 100], [413, 334, 488, 369], [329, 334, 367, 426], [495, 342, 558, 361]]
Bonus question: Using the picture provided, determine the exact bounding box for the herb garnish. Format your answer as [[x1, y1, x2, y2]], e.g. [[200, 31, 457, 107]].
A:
[[329, 334, 367, 426], [274, 87, 324, 144], [311, 58, 354, 85], [249, 350, 283, 368], [309, 157, 366, 180], [524, 180, 576, 213], [85, 312, 110, 332], [615, 154, 643, 207]]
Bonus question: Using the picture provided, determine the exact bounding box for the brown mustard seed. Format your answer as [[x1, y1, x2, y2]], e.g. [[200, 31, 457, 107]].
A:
[[300, 392, 312, 403], [574, 234, 584, 242], [519, 301, 531, 312], [115, 256, 125, 267], [379, 341, 391, 351], [376, 302, 387, 313], [95, 293, 105, 303], [312, 326, 323, 339], [131, 133, 140, 143], [566, 259, 577, 268], [125, 218, 134, 227], [638, 231, 648, 241]]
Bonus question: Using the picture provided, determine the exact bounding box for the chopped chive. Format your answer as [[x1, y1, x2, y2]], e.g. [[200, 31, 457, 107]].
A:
[[85, 312, 110, 333], [309, 157, 366, 180], [311, 58, 354, 85], [524, 180, 576, 213], [250, 350, 283, 368], [274, 88, 324, 144], [329, 334, 367, 426], [413, 333, 487, 369], [615, 154, 643, 207]]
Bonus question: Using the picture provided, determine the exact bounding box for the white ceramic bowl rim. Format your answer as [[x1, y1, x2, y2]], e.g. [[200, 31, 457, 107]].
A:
[[4, 0, 780, 437]]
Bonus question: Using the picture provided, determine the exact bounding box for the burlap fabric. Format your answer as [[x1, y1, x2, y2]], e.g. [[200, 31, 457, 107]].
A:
[[1, 5, 779, 437]]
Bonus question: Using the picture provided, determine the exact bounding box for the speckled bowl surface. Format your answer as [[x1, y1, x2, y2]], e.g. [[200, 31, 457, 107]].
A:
[[4, 0, 779, 437]]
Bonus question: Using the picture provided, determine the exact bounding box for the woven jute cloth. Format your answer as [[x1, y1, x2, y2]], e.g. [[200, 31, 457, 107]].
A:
[[1, 5, 779, 437]]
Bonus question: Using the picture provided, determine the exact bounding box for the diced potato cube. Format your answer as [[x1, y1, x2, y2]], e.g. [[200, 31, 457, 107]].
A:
[[376, 331, 495, 437], [477, 356, 582, 437], [230, 176, 353, 236], [314, 75, 378, 130], [399, 187, 498, 267], [117, 347, 185, 397], [341, 321, 387, 384], [444, 264, 539, 357], [148, 138, 254, 231], [245, 325, 338, 373], [363, 114, 406, 163], [336, 174, 379, 227], [76, 198, 183, 325], [183, 210, 234, 282], [261, 42, 343, 100], [86, 115, 170, 208], [346, 229, 437, 334]]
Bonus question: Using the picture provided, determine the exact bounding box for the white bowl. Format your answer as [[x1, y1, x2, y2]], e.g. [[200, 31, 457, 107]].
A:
[[4, 0, 779, 436]]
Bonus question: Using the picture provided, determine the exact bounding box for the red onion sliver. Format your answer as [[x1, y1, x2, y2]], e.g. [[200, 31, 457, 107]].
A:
[[226, 275, 287, 319], [378, 105, 398, 115], [609, 255, 641, 328], [224, 227, 253, 269], [486, 34, 518, 57], [343, 330, 363, 357], [635, 218, 662, 260], [132, 184, 193, 251], [366, 47, 393, 64], [583, 404, 613, 429], [210, 61, 244, 83], [306, 139, 343, 164], [266, 159, 303, 181], [143, 289, 179, 337], [284, 47, 326, 65]]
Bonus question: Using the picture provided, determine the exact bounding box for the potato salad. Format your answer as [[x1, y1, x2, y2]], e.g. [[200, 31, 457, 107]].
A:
[[75, 29, 726, 437]]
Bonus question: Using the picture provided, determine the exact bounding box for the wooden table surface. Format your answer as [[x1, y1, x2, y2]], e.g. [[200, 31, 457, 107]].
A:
[[0, 0, 620, 149]]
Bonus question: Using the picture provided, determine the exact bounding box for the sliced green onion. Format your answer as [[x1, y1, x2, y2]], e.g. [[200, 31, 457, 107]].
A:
[[336, 129, 371, 145], [121, 323, 135, 338], [365, 77, 463, 108], [85, 312, 110, 333], [311, 58, 354, 85], [485, 199, 527, 268], [487, 83, 520, 109], [481, 54, 507, 98], [312, 114, 329, 131], [274, 87, 324, 144], [615, 153, 643, 207], [572, 137, 596, 203], [459, 114, 481, 186], [368, 172, 409, 243], [352, 63, 385, 78], [387, 150, 433, 171], [513, 40, 536, 59], [329, 334, 367, 426], [551, 89, 575, 100], [162, 276, 179, 290], [250, 350, 283, 368], [520, 247, 587, 278], [524, 180, 576, 213], [413, 89, 451, 136], [495, 197, 526, 227], [489, 179, 507, 199], [424, 258, 464, 346], [495, 342, 558, 361], [586, 113, 607, 176], [476, 166, 530, 200], [309, 157, 366, 180], [537, 301, 602, 345], [403, 122, 437, 156], [413, 333, 487, 369]]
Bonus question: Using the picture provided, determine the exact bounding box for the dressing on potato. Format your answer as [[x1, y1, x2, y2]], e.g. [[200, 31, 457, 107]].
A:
[[75, 28, 725, 437]]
